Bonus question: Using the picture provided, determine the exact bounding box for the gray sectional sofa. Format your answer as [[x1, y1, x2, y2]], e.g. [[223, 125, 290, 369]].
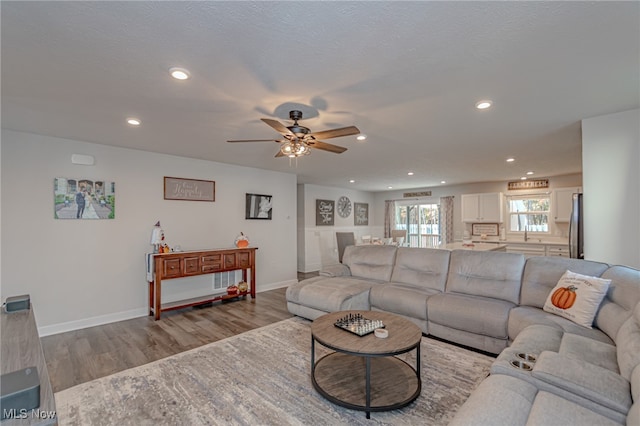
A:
[[286, 245, 640, 425]]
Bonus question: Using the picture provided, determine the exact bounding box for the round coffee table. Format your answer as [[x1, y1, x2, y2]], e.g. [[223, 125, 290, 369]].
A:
[[310, 310, 422, 419]]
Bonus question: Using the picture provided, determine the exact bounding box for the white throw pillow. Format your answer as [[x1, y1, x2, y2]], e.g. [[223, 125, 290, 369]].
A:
[[543, 270, 612, 328]]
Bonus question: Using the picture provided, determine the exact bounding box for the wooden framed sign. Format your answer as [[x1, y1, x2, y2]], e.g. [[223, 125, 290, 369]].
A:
[[164, 177, 215, 201], [472, 223, 499, 236]]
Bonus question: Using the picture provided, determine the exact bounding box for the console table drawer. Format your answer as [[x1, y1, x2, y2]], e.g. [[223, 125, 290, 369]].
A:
[[223, 253, 237, 269], [237, 251, 250, 268], [202, 254, 222, 271], [183, 256, 200, 275], [163, 258, 181, 278]]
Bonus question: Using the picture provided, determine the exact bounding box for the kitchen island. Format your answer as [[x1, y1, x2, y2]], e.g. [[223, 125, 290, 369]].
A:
[[441, 242, 507, 251]]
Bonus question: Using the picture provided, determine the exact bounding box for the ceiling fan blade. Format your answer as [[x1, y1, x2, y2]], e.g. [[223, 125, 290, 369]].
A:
[[274, 150, 286, 158], [309, 126, 360, 140], [227, 139, 280, 143], [307, 140, 347, 154], [261, 118, 294, 136]]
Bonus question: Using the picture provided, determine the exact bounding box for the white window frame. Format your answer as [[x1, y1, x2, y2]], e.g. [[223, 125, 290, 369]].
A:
[[506, 193, 551, 235]]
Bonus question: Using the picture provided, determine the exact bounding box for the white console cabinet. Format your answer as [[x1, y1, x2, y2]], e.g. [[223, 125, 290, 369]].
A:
[[461, 192, 504, 223]]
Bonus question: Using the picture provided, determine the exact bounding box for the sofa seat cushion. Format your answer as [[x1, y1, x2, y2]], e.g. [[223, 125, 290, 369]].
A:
[[286, 276, 379, 313], [369, 282, 440, 320], [559, 333, 619, 372], [531, 351, 632, 415], [427, 293, 514, 338], [508, 306, 614, 344], [526, 391, 622, 426], [450, 374, 623, 426], [449, 374, 538, 426]]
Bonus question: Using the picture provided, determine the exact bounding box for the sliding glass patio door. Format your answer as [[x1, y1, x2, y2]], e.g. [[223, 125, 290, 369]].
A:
[[395, 202, 440, 247]]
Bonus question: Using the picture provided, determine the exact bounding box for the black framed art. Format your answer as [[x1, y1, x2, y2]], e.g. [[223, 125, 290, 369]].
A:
[[246, 193, 273, 220]]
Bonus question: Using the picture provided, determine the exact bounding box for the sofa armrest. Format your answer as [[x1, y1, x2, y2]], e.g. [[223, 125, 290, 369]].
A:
[[532, 351, 632, 414], [319, 264, 351, 277]]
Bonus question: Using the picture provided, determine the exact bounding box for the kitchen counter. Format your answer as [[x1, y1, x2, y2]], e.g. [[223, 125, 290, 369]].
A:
[[471, 239, 568, 246], [442, 242, 507, 251]]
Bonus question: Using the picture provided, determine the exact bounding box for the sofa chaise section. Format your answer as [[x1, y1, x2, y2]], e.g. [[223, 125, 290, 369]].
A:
[[369, 247, 450, 333], [286, 245, 397, 320], [426, 250, 526, 354]]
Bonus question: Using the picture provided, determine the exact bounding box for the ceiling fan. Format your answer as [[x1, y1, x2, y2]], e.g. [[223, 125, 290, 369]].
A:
[[227, 110, 360, 158]]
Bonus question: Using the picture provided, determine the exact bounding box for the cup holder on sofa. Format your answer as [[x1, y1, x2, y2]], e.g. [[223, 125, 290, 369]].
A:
[[516, 353, 537, 363], [509, 359, 533, 371]]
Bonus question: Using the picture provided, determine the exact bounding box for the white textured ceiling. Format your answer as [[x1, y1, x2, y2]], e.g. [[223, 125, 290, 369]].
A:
[[2, 1, 639, 191]]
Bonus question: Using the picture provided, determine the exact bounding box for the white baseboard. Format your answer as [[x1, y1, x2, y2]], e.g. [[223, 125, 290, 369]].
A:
[[257, 279, 296, 292], [38, 279, 297, 336], [38, 307, 149, 337]]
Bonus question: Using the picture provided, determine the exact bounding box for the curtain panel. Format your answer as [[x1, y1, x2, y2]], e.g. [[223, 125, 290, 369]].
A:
[[440, 196, 455, 244]]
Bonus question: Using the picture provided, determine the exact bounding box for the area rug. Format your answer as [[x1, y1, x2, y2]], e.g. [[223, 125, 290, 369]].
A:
[[55, 317, 493, 425]]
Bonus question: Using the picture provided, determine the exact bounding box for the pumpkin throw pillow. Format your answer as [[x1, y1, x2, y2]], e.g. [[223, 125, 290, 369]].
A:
[[543, 270, 612, 328]]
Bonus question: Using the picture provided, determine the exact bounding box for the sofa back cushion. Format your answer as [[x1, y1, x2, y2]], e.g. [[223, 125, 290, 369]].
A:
[[616, 302, 640, 381], [520, 256, 609, 308], [445, 250, 525, 304], [596, 265, 640, 342], [390, 247, 450, 291], [342, 245, 397, 282]]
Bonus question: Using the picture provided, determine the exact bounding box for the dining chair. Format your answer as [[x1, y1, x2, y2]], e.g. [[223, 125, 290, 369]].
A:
[[361, 235, 372, 245], [336, 232, 356, 263], [391, 229, 407, 246]]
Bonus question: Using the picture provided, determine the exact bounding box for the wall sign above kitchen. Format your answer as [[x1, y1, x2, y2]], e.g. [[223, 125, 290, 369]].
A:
[[507, 179, 549, 190], [404, 191, 431, 198]]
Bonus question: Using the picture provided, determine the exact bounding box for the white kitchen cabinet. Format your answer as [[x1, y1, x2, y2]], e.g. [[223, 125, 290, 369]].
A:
[[552, 187, 581, 222], [461, 192, 504, 223], [546, 245, 570, 257], [506, 244, 546, 257]]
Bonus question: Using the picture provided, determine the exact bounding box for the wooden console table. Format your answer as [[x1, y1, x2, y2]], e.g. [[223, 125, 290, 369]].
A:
[[148, 247, 257, 320]]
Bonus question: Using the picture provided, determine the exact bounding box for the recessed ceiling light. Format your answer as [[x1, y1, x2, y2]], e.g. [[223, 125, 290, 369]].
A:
[[521, 176, 527, 180], [388, 186, 393, 189], [407, 172, 414, 176], [441, 180, 446, 184], [526, 171, 534, 175], [475, 100, 492, 110], [169, 67, 190, 80], [506, 158, 515, 162], [127, 118, 141, 126], [349, 179, 355, 183], [356, 134, 367, 141]]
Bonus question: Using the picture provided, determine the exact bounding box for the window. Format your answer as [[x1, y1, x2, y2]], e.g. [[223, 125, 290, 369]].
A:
[[395, 203, 440, 247], [507, 195, 550, 233]]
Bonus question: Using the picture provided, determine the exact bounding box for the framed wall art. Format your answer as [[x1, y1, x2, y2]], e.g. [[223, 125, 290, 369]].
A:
[[246, 193, 273, 220], [316, 199, 335, 226], [164, 177, 215, 201], [54, 177, 116, 219], [354, 202, 369, 226]]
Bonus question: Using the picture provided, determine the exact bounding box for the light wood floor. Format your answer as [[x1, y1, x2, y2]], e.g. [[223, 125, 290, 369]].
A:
[[42, 286, 299, 393]]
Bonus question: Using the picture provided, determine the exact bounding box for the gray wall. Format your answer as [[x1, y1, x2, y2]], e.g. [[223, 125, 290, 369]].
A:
[[1, 129, 298, 334]]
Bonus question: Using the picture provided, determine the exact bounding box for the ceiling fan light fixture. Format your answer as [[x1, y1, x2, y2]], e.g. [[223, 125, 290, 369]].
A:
[[280, 140, 310, 158]]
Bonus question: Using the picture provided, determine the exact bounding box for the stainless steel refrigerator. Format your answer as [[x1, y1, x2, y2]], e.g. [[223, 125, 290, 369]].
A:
[[569, 193, 584, 259]]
